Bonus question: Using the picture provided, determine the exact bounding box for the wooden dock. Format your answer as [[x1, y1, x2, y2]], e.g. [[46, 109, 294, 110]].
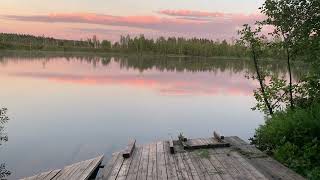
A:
[[22, 135, 305, 180], [99, 136, 305, 180]]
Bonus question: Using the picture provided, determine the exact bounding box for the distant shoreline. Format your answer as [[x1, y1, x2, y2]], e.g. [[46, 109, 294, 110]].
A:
[[0, 33, 252, 59], [0, 49, 252, 60]]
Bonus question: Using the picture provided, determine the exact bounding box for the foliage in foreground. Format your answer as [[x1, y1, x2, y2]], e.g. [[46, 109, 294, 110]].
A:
[[0, 163, 11, 179], [251, 103, 320, 179], [0, 107, 11, 179], [0, 108, 9, 145], [244, 0, 320, 179]]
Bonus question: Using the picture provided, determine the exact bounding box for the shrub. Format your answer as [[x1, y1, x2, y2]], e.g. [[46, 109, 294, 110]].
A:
[[251, 103, 320, 178]]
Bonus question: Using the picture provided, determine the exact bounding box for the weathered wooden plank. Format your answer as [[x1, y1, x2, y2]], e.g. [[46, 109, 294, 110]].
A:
[[108, 153, 125, 180], [67, 161, 92, 180], [66, 159, 94, 179], [24, 156, 102, 180], [191, 139, 201, 146], [196, 139, 205, 146], [211, 148, 240, 179], [66, 159, 93, 179], [123, 139, 136, 159], [225, 136, 247, 146], [65, 161, 91, 179], [196, 152, 222, 180], [181, 152, 201, 180], [174, 152, 191, 180], [164, 141, 179, 180], [224, 136, 260, 155], [21, 169, 61, 180], [184, 139, 203, 150], [33, 171, 53, 180], [205, 137, 214, 145], [52, 160, 85, 180], [117, 150, 136, 180], [201, 138, 212, 146], [184, 137, 229, 150], [219, 149, 257, 180], [208, 137, 223, 147], [249, 156, 305, 180], [101, 152, 122, 179], [157, 141, 168, 180], [43, 169, 62, 180], [126, 147, 143, 180], [200, 138, 210, 146], [136, 144, 150, 180], [50, 155, 103, 180], [188, 151, 212, 180], [207, 151, 233, 180], [229, 151, 267, 180], [147, 142, 157, 180], [212, 147, 227, 154], [225, 136, 305, 180], [72, 155, 104, 180]]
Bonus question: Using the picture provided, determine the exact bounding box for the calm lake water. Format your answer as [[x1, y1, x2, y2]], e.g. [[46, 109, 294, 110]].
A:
[[0, 53, 293, 179]]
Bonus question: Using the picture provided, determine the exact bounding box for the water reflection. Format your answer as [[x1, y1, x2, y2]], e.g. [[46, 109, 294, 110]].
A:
[[0, 51, 306, 77], [8, 67, 256, 96], [0, 53, 306, 179], [0, 54, 305, 96]]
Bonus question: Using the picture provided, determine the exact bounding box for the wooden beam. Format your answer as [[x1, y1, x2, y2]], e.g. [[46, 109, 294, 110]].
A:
[[169, 140, 175, 154], [123, 139, 136, 158], [214, 131, 224, 142], [22, 155, 104, 180]]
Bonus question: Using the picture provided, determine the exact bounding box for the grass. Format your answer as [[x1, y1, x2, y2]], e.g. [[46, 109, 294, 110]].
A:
[[196, 149, 210, 159]]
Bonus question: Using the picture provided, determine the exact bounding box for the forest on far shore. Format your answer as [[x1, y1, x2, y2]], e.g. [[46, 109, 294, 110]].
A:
[[0, 33, 286, 58]]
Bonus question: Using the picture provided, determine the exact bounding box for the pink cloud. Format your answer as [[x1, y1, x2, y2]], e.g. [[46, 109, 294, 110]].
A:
[[1, 11, 265, 40], [158, 10, 225, 18], [3, 13, 200, 28]]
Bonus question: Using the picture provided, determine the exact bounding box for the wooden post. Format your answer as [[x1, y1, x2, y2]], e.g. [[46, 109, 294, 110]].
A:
[[169, 140, 175, 154], [122, 139, 136, 158], [213, 131, 224, 142]]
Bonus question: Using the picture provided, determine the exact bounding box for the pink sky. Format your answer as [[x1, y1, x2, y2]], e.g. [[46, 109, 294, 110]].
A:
[[0, 0, 265, 41]]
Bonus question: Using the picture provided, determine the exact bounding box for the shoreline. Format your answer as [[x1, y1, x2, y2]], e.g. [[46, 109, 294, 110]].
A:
[[0, 49, 263, 61]]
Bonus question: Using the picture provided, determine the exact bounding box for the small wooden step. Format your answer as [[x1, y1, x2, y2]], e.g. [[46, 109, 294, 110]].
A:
[[183, 137, 230, 150], [122, 139, 136, 158], [169, 139, 175, 154]]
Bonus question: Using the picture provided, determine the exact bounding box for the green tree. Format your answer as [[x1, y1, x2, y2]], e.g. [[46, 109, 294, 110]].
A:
[[238, 24, 274, 115], [250, 0, 320, 178], [101, 40, 111, 50], [259, 0, 320, 109]]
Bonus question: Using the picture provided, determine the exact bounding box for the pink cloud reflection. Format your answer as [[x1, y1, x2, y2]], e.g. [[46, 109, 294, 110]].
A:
[[9, 71, 258, 96]]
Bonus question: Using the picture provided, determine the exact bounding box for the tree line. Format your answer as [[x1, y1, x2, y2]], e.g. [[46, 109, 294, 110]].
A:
[[112, 35, 249, 57], [0, 33, 287, 58], [0, 33, 105, 51]]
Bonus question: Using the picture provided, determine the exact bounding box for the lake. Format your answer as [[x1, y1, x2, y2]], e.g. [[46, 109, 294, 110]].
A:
[[0, 53, 292, 179]]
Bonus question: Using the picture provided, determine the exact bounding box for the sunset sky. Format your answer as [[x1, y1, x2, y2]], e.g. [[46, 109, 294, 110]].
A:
[[1, 0, 265, 41]]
